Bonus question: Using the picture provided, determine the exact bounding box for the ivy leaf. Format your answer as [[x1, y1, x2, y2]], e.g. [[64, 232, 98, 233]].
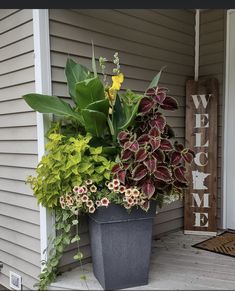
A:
[[73, 252, 83, 260], [71, 235, 80, 243]]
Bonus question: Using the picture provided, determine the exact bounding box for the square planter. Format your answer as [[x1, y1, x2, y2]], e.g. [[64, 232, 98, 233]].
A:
[[88, 202, 156, 290]]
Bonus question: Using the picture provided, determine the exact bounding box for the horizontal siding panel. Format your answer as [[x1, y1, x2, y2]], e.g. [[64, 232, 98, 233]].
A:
[[200, 53, 224, 66], [153, 217, 183, 236], [152, 9, 194, 25], [0, 264, 35, 291], [0, 214, 40, 239], [199, 63, 224, 75], [50, 22, 194, 65], [1, 20, 33, 48], [0, 250, 39, 279], [116, 9, 194, 35], [74, 9, 194, 44], [0, 190, 39, 211], [200, 41, 224, 56], [0, 82, 35, 102], [0, 140, 37, 154], [200, 10, 224, 24], [0, 9, 32, 34], [0, 9, 19, 20], [0, 203, 39, 224], [0, 153, 37, 168], [0, 112, 37, 127], [50, 10, 193, 56], [0, 165, 35, 181], [0, 99, 33, 114], [0, 239, 40, 267], [0, 67, 34, 88], [155, 207, 183, 225], [0, 36, 34, 61], [200, 19, 224, 35], [200, 30, 224, 45], [0, 126, 37, 141], [0, 177, 34, 196], [0, 52, 34, 75]]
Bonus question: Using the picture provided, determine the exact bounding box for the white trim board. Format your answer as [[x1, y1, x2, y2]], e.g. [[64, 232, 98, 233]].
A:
[[32, 9, 55, 268], [223, 9, 235, 230]]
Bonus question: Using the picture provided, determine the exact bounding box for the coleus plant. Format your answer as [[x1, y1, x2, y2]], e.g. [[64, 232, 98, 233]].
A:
[[112, 86, 195, 207]]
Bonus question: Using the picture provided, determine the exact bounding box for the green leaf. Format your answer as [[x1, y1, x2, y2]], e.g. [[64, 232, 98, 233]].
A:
[[73, 252, 83, 260], [72, 220, 79, 225], [71, 235, 80, 243], [65, 58, 90, 103], [119, 98, 142, 130], [23, 93, 82, 122], [89, 146, 102, 155], [92, 41, 97, 77], [75, 77, 105, 110], [86, 99, 109, 116], [112, 94, 126, 137], [146, 67, 165, 91], [81, 109, 107, 137]]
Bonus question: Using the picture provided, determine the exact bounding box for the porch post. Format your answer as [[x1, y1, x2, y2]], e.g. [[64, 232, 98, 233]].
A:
[[32, 9, 55, 267]]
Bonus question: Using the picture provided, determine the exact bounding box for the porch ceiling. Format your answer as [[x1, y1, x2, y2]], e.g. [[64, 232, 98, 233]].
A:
[[50, 231, 235, 290]]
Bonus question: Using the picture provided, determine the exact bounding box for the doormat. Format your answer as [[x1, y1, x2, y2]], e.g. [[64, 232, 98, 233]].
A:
[[192, 231, 235, 258]]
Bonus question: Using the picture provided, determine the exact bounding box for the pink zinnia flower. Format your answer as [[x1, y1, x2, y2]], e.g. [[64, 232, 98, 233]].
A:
[[127, 197, 134, 205], [78, 187, 84, 195], [132, 188, 140, 197], [85, 179, 93, 185], [90, 185, 97, 193], [73, 186, 79, 193], [107, 182, 114, 190], [113, 179, 120, 187], [82, 185, 88, 193], [101, 197, 110, 207], [125, 189, 132, 197], [119, 185, 126, 193], [86, 200, 94, 207], [96, 200, 101, 207]]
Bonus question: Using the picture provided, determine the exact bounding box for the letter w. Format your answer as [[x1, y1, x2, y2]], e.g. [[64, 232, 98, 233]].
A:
[[191, 94, 211, 109]]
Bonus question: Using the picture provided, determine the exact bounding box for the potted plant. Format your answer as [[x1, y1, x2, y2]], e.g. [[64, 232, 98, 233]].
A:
[[23, 47, 194, 290]]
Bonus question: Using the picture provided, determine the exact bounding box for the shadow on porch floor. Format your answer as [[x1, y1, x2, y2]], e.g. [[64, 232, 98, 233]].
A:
[[50, 230, 235, 290]]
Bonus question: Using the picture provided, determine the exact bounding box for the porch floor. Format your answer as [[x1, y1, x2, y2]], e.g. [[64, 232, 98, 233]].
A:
[[51, 231, 235, 290]]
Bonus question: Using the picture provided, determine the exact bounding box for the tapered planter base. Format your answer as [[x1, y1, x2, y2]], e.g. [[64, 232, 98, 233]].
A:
[[88, 202, 156, 290]]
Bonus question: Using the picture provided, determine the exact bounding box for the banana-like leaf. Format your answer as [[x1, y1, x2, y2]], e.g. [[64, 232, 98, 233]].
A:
[[86, 99, 109, 116], [65, 58, 90, 103], [75, 77, 105, 110], [92, 41, 97, 78], [146, 67, 166, 92], [119, 97, 142, 130], [23, 93, 83, 122], [112, 94, 126, 137], [81, 109, 107, 137]]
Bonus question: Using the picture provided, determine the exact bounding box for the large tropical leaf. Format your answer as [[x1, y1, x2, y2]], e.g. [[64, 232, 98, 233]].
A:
[[92, 41, 97, 78], [81, 109, 107, 137], [75, 77, 105, 110], [65, 58, 90, 102], [86, 99, 109, 116], [23, 93, 82, 122], [146, 67, 165, 92], [112, 94, 126, 137], [119, 98, 142, 130]]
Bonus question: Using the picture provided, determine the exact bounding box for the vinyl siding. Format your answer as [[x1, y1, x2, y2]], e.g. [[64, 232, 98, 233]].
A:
[[199, 9, 226, 229], [0, 9, 41, 290], [49, 9, 195, 270]]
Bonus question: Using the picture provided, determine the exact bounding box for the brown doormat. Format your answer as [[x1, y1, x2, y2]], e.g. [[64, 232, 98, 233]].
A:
[[192, 231, 235, 258]]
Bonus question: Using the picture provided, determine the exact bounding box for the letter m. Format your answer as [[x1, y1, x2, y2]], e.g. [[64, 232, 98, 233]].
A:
[[192, 193, 210, 208]]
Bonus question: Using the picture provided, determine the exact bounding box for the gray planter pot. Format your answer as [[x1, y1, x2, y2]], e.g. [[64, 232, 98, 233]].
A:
[[88, 201, 157, 290]]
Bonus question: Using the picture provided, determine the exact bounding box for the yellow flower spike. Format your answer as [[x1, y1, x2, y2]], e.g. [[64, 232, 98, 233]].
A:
[[111, 73, 124, 91]]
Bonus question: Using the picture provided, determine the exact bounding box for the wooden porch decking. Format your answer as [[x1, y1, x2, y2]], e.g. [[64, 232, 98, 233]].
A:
[[51, 231, 235, 290]]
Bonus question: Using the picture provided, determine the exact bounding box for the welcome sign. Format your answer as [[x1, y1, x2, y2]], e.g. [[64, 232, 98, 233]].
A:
[[184, 78, 218, 235]]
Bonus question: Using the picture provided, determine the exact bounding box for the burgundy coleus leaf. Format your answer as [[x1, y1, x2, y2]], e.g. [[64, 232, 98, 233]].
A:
[[149, 114, 166, 132], [112, 164, 122, 173], [149, 126, 161, 138], [121, 149, 133, 161], [145, 87, 158, 97], [140, 200, 150, 212], [154, 166, 172, 182], [141, 179, 155, 198], [174, 142, 184, 152], [174, 166, 188, 183], [144, 157, 157, 173], [132, 164, 148, 181], [129, 140, 139, 152], [138, 97, 155, 114], [153, 90, 167, 104], [152, 149, 165, 163], [135, 148, 148, 162], [163, 124, 175, 139], [171, 151, 182, 165], [150, 138, 161, 151], [117, 170, 126, 184], [160, 139, 173, 151], [137, 134, 149, 145], [160, 96, 178, 111], [182, 151, 194, 164], [118, 131, 129, 141], [173, 180, 188, 189]]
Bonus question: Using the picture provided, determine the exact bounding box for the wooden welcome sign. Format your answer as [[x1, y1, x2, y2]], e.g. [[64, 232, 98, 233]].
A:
[[184, 78, 218, 235]]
